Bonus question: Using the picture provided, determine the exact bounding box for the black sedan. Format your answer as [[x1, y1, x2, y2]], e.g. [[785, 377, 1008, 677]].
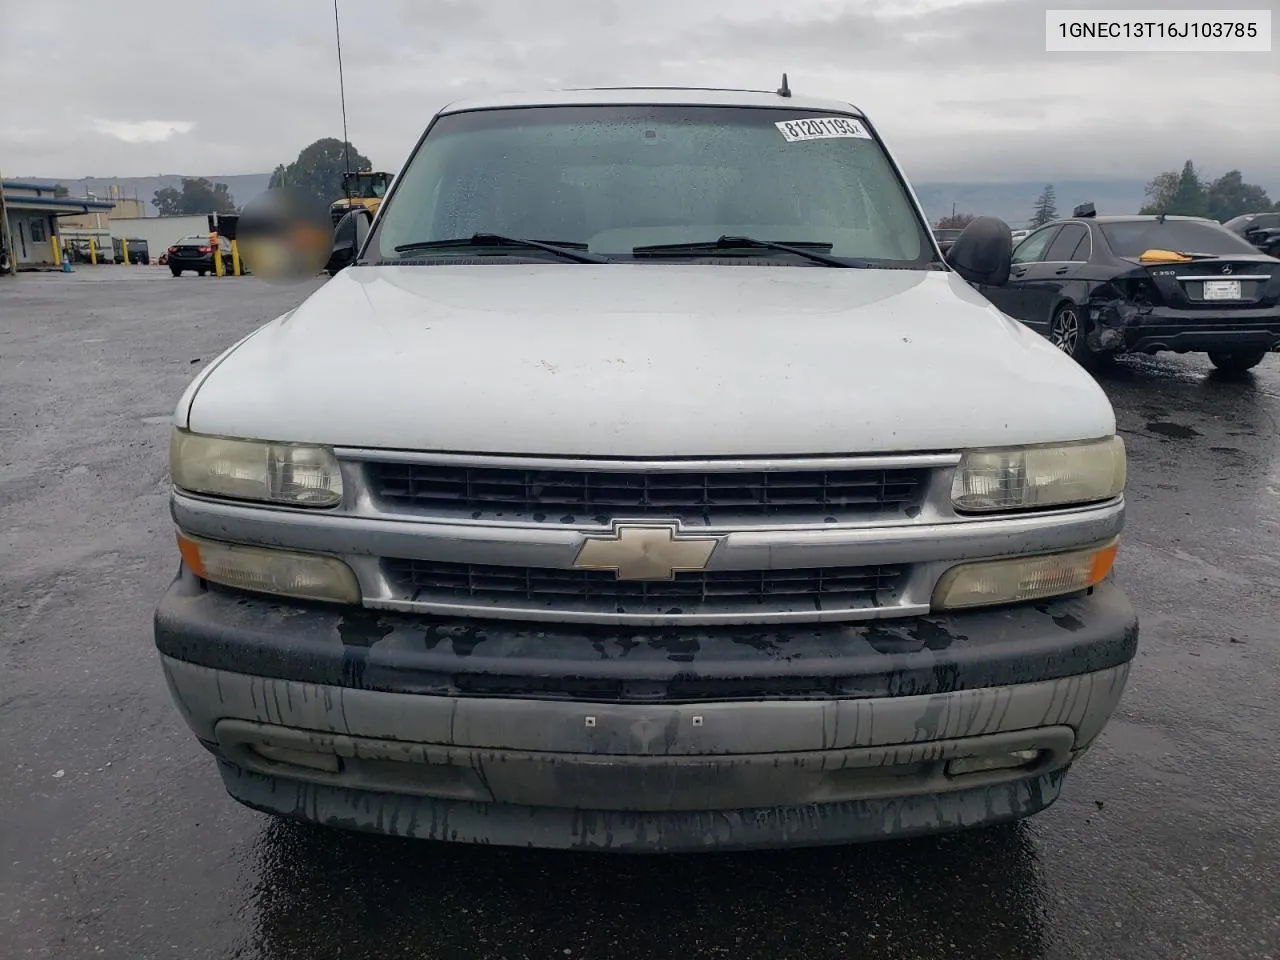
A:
[[974, 211, 1280, 374], [166, 235, 232, 277]]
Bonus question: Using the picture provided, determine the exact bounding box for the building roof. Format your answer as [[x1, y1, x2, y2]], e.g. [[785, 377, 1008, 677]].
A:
[[4, 194, 117, 213], [1, 178, 65, 192], [440, 86, 864, 116]]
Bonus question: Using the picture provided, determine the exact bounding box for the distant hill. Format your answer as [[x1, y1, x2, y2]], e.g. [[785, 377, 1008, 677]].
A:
[[24, 173, 1280, 225], [35, 173, 274, 216]]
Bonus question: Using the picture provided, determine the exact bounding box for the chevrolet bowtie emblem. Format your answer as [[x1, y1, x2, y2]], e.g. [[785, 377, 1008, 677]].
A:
[[573, 523, 721, 580]]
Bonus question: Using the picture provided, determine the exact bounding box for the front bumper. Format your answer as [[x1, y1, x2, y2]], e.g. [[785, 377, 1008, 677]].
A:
[[155, 571, 1138, 851]]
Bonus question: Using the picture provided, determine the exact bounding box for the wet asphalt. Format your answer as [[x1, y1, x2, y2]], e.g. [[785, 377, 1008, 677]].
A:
[[1, 267, 1277, 960]]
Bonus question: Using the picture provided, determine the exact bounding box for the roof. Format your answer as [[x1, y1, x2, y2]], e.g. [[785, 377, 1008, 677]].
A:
[[439, 86, 864, 116], [1, 179, 64, 192], [1056, 215, 1213, 224], [3, 194, 116, 212]]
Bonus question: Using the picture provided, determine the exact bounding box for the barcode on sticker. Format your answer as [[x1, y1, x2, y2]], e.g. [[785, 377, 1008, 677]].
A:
[[775, 117, 871, 142]]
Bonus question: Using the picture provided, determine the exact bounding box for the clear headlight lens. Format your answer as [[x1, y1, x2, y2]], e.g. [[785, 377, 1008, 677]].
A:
[[177, 532, 361, 604], [170, 429, 342, 507], [933, 539, 1118, 610], [951, 437, 1125, 513]]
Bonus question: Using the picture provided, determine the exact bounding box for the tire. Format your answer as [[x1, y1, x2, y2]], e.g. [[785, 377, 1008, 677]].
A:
[[170, 266, 182, 277], [1048, 303, 1095, 366], [1207, 349, 1268, 374], [197, 269, 207, 277]]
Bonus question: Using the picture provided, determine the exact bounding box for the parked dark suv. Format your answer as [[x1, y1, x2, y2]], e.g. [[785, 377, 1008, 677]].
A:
[[113, 237, 150, 265], [167, 235, 231, 277], [1223, 212, 1280, 259]]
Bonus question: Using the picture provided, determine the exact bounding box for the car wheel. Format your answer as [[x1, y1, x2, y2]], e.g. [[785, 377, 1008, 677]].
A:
[[1207, 348, 1268, 375], [197, 269, 207, 277], [1048, 304, 1095, 365], [170, 267, 182, 277]]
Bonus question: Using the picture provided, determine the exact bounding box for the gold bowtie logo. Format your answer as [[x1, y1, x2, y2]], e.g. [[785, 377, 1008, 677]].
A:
[[573, 523, 721, 581]]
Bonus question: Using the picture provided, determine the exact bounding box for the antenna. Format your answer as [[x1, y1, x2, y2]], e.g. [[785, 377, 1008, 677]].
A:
[[334, 0, 351, 202], [776, 73, 791, 98]]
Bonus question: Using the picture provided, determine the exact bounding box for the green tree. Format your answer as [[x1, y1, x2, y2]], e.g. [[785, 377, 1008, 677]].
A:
[[1030, 184, 1057, 227], [152, 177, 237, 216], [1138, 171, 1179, 214], [1165, 160, 1208, 218], [1205, 169, 1272, 222], [53, 183, 69, 197], [269, 138, 372, 209]]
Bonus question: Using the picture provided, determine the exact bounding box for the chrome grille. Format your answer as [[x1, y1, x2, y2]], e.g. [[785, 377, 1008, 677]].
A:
[[362, 462, 927, 524], [382, 557, 906, 612]]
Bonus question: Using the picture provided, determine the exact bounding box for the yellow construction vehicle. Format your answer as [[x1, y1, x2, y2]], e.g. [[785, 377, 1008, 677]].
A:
[[330, 169, 393, 224]]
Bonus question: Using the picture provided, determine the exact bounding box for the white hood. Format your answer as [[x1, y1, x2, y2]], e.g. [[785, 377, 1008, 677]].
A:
[[184, 264, 1116, 456]]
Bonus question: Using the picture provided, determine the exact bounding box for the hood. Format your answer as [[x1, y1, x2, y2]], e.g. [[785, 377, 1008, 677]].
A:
[[185, 264, 1115, 456]]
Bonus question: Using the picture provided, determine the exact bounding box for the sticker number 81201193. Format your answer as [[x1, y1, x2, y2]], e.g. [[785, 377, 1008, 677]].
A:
[[775, 117, 872, 142]]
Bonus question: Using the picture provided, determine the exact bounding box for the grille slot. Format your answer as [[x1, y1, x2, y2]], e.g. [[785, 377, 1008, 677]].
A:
[[362, 463, 927, 523], [383, 558, 906, 612]]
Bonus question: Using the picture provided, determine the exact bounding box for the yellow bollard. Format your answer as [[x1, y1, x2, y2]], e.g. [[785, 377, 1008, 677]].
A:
[[50, 234, 61, 267], [231, 238, 241, 277], [122, 237, 130, 266], [211, 231, 224, 277], [89, 237, 97, 265]]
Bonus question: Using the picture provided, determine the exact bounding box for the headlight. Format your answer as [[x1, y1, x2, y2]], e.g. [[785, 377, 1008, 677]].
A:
[[933, 538, 1118, 610], [951, 437, 1125, 513], [177, 532, 361, 604], [170, 429, 342, 507]]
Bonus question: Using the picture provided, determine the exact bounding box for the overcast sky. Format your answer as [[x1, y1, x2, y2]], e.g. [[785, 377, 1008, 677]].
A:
[[1, 0, 1276, 183]]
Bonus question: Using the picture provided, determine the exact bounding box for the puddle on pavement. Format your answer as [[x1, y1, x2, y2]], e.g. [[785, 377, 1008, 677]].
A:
[[1145, 421, 1200, 439]]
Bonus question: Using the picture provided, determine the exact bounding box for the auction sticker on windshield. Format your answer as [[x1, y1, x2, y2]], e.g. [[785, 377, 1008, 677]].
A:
[[775, 117, 871, 142]]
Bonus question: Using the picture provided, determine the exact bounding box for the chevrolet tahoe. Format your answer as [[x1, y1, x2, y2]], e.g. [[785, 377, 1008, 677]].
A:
[[154, 86, 1138, 852]]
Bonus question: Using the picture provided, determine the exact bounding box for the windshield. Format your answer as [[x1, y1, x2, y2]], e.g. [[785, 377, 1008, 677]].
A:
[[1100, 220, 1259, 258], [371, 105, 934, 265], [347, 174, 388, 199]]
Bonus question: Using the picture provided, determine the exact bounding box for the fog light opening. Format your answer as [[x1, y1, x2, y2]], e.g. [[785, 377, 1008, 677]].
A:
[[946, 748, 1043, 778], [250, 743, 342, 774]]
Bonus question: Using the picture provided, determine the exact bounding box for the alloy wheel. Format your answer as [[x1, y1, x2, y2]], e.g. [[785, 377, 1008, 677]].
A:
[[1051, 308, 1079, 354]]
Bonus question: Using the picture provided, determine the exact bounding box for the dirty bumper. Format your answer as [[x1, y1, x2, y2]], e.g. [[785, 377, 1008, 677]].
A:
[[155, 572, 1138, 851]]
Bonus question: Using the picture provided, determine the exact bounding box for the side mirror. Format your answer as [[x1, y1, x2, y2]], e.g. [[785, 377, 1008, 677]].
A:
[[945, 216, 1013, 286], [327, 209, 372, 275]]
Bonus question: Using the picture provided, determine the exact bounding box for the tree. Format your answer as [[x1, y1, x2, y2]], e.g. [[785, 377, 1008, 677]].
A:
[[1138, 171, 1179, 214], [269, 137, 372, 209], [1030, 184, 1057, 227], [1206, 170, 1272, 222], [1165, 160, 1209, 218], [152, 177, 237, 216], [53, 184, 69, 197], [936, 212, 975, 229]]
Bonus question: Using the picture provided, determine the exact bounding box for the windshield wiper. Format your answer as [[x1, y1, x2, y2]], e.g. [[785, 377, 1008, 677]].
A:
[[631, 236, 870, 268], [394, 233, 610, 264]]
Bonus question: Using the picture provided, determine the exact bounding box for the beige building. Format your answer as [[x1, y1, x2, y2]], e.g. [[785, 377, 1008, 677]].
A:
[[59, 195, 147, 229]]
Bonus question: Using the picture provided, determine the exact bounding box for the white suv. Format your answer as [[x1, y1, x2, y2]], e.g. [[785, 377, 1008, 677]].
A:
[[155, 86, 1137, 852]]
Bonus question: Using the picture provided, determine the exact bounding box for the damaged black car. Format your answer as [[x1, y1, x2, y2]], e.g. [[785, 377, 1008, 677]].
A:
[[971, 204, 1280, 374]]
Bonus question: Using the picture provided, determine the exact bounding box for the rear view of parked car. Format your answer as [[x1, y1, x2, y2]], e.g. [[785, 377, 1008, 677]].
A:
[[974, 205, 1280, 374], [167, 235, 231, 276]]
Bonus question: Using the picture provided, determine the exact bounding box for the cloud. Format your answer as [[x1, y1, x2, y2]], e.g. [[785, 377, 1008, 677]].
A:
[[90, 120, 196, 144], [0, 0, 1274, 186]]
